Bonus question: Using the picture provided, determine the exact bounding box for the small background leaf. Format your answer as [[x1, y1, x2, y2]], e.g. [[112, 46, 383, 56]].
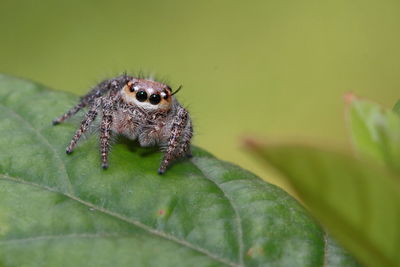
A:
[[392, 100, 400, 115], [348, 97, 400, 173], [247, 142, 400, 267], [0, 74, 357, 266]]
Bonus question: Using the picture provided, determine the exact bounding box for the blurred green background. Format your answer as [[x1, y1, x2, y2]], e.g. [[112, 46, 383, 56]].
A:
[[1, 0, 400, 191]]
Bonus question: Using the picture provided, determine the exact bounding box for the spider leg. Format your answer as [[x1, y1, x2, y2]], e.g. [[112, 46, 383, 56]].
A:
[[52, 76, 124, 125], [52, 102, 86, 125], [66, 99, 101, 154], [173, 119, 193, 159], [158, 106, 190, 174], [99, 99, 114, 169], [182, 120, 193, 157]]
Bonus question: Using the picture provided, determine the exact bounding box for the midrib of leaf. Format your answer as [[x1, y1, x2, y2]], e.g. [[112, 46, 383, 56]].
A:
[[0, 104, 74, 195], [0, 173, 239, 267], [190, 158, 245, 266]]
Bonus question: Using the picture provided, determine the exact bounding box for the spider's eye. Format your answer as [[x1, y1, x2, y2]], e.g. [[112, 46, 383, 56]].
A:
[[149, 94, 161, 105], [128, 82, 137, 92], [136, 90, 147, 102], [162, 89, 169, 100]]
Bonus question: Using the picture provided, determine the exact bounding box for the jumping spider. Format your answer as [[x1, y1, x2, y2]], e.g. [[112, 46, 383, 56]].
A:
[[52, 74, 193, 174]]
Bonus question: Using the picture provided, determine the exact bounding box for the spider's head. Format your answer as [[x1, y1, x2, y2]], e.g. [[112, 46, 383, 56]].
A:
[[121, 78, 173, 111]]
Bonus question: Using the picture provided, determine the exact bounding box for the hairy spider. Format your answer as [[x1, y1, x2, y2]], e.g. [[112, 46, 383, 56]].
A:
[[52, 74, 193, 174]]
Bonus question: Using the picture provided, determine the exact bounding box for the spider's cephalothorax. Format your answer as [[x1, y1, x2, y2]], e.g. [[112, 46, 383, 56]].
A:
[[52, 74, 193, 174]]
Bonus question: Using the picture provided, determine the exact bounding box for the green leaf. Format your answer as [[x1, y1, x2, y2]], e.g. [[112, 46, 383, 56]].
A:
[[247, 141, 400, 267], [392, 100, 400, 115], [348, 96, 400, 173], [0, 74, 357, 267]]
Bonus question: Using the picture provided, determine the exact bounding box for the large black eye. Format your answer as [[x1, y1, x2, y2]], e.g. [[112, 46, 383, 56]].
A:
[[149, 94, 161, 105], [136, 90, 147, 102]]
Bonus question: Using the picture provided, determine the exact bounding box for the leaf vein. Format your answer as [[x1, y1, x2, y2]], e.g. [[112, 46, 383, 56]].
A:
[[191, 158, 245, 266], [0, 232, 136, 245], [323, 232, 328, 267]]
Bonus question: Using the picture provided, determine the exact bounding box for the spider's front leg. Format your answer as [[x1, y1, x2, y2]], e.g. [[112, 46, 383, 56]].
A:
[[52, 77, 122, 125], [99, 98, 114, 169], [66, 98, 101, 154], [52, 101, 87, 126], [158, 107, 192, 174]]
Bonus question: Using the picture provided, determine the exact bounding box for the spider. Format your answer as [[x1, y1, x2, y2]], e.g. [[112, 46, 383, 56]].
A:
[[52, 74, 193, 174]]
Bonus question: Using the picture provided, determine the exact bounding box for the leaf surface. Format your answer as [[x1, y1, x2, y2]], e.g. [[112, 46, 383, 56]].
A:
[[0, 75, 357, 267]]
